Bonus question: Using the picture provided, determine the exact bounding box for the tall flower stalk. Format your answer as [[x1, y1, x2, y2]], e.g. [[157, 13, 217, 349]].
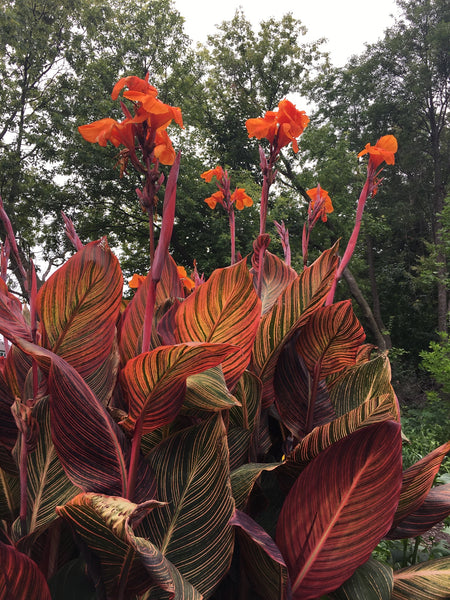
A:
[[201, 166, 252, 265], [246, 99, 309, 293], [325, 135, 397, 305]]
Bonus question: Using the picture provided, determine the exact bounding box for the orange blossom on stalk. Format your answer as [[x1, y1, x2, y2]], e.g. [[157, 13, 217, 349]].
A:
[[358, 135, 398, 169], [307, 187, 334, 222]]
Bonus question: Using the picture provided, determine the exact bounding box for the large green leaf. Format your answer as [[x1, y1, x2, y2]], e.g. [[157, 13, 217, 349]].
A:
[[387, 441, 450, 535], [387, 484, 450, 539], [173, 259, 262, 390], [37, 239, 122, 383], [259, 250, 297, 315], [119, 253, 184, 364], [0, 541, 51, 599], [252, 245, 339, 408], [231, 509, 289, 600], [11, 396, 80, 539], [143, 414, 235, 598], [330, 557, 394, 599], [119, 343, 238, 434], [57, 493, 201, 599], [276, 421, 403, 600], [392, 557, 450, 599]]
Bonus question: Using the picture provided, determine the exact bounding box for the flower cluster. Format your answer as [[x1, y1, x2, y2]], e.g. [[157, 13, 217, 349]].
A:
[[306, 186, 334, 223], [200, 166, 252, 212], [358, 135, 398, 170], [246, 98, 309, 155], [78, 74, 183, 166]]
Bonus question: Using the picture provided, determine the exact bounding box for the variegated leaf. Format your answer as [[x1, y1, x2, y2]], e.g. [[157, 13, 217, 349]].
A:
[[13, 339, 131, 499], [37, 239, 122, 382], [119, 253, 185, 365], [0, 466, 19, 521], [231, 509, 289, 600], [229, 370, 262, 432], [392, 557, 450, 600], [173, 259, 261, 390], [330, 557, 394, 600], [296, 300, 365, 379], [57, 493, 201, 599], [387, 484, 450, 539], [0, 278, 32, 342], [11, 396, 79, 540], [119, 343, 237, 434], [0, 541, 51, 599], [275, 336, 335, 438], [276, 421, 403, 600], [282, 392, 398, 476], [230, 463, 279, 510], [184, 366, 240, 412], [387, 441, 450, 535], [143, 414, 234, 597], [259, 250, 297, 315], [253, 245, 339, 408], [0, 360, 17, 453]]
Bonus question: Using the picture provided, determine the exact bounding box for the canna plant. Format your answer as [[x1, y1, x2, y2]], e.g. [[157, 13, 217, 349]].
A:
[[0, 75, 449, 600]]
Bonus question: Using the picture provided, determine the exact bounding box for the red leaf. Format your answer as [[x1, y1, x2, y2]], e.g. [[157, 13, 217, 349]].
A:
[[276, 421, 403, 600], [387, 484, 450, 539], [0, 542, 51, 599]]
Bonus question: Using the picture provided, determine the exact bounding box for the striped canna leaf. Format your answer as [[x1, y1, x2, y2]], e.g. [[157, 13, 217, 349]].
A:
[[276, 421, 403, 600], [37, 239, 122, 382], [387, 441, 450, 536], [119, 343, 238, 435], [11, 396, 80, 540], [184, 366, 240, 412], [330, 557, 394, 600], [258, 250, 297, 315], [12, 339, 154, 500], [173, 258, 261, 390], [253, 245, 339, 408], [0, 278, 32, 342], [119, 253, 185, 364], [142, 414, 234, 598], [231, 509, 290, 600], [0, 541, 52, 599], [0, 360, 17, 453], [392, 557, 450, 600], [387, 484, 450, 539], [282, 391, 399, 475], [230, 462, 279, 510], [56, 493, 202, 599], [295, 300, 366, 379]]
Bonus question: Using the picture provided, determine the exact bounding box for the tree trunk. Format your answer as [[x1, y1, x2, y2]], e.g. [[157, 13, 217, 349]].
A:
[[342, 267, 391, 351]]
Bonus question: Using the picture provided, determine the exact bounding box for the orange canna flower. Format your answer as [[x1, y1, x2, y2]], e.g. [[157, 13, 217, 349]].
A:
[[246, 99, 309, 153], [153, 129, 176, 165], [358, 135, 398, 169], [231, 188, 253, 210], [205, 190, 225, 210], [111, 74, 158, 100], [128, 273, 146, 288], [200, 166, 225, 183], [177, 265, 195, 292], [123, 90, 184, 130], [78, 117, 135, 149], [307, 187, 334, 222]]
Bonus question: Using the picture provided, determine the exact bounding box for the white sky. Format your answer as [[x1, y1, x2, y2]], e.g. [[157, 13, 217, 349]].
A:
[[174, 0, 401, 66]]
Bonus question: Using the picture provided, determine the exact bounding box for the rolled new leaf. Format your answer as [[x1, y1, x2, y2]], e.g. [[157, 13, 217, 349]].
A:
[[276, 420, 403, 600]]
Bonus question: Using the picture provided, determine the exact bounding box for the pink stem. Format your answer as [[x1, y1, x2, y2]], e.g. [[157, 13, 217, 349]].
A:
[[325, 168, 375, 305], [141, 278, 157, 353], [229, 209, 236, 265], [127, 415, 144, 501]]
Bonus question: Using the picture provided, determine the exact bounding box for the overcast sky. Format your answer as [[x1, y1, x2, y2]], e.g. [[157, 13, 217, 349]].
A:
[[173, 0, 401, 66]]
